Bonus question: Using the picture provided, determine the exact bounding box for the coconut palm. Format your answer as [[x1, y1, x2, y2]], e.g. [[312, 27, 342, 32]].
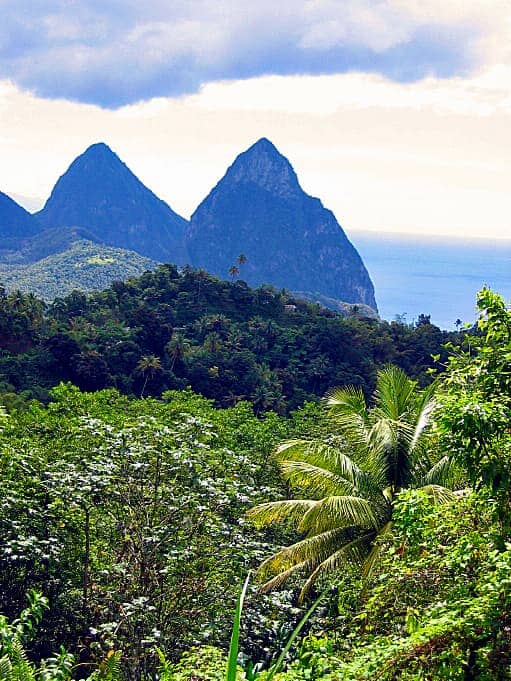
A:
[[247, 365, 452, 601], [136, 355, 162, 397]]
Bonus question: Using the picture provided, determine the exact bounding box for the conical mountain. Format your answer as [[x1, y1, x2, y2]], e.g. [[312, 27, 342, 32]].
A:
[[187, 138, 377, 309], [36, 143, 188, 264], [0, 191, 38, 239]]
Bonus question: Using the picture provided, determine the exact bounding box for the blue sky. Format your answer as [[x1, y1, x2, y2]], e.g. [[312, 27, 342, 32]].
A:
[[0, 1, 510, 239], [0, 1, 486, 107]]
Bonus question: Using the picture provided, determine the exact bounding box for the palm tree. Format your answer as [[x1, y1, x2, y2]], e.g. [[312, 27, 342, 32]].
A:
[[166, 333, 190, 371], [228, 265, 240, 281], [136, 355, 162, 397], [247, 365, 452, 601]]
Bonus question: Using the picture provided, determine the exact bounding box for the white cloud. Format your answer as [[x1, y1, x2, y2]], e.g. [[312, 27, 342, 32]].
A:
[[0, 67, 510, 240], [0, 0, 507, 106]]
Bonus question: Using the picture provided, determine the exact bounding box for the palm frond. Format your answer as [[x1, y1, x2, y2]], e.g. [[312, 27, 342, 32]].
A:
[[419, 456, 452, 487], [257, 528, 348, 582], [276, 440, 382, 499], [325, 385, 368, 419], [246, 499, 316, 528], [418, 484, 456, 504], [298, 496, 382, 534], [0, 656, 12, 680], [374, 365, 416, 419], [409, 390, 436, 454], [324, 387, 373, 450], [257, 559, 315, 593], [361, 521, 394, 580], [276, 440, 360, 478], [278, 460, 360, 498], [298, 533, 374, 602]]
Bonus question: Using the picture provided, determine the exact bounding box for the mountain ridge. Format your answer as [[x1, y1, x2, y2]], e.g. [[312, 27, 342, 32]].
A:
[[0, 190, 38, 240], [187, 138, 377, 310], [1, 139, 377, 311], [35, 142, 188, 264]]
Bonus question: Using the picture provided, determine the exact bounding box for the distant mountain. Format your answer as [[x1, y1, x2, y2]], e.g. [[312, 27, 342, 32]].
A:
[[0, 226, 106, 265], [0, 240, 158, 301], [187, 138, 377, 310], [35, 143, 188, 264], [0, 191, 38, 241]]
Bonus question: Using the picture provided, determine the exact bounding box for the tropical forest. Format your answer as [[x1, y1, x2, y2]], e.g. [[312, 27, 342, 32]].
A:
[[1, 260, 511, 680]]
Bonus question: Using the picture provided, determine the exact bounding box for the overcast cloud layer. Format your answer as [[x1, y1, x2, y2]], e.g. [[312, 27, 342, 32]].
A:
[[0, 0, 501, 107]]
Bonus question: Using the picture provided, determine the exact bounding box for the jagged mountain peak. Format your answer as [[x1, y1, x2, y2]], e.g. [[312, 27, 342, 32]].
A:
[[48, 142, 135, 183], [187, 141, 377, 310], [223, 138, 301, 198], [35, 143, 188, 264]]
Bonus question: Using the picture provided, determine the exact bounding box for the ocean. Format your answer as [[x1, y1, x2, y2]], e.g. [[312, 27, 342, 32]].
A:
[[350, 231, 511, 330]]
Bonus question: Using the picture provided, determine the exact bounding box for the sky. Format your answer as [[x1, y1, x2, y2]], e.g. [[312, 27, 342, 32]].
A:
[[0, 0, 510, 239]]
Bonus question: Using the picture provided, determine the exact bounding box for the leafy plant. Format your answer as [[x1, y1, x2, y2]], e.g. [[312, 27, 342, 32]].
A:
[[248, 366, 453, 600]]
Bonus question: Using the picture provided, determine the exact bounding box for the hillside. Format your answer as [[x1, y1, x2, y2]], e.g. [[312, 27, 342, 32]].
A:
[[0, 190, 38, 242], [0, 289, 509, 680], [0, 264, 457, 410], [0, 239, 158, 301]]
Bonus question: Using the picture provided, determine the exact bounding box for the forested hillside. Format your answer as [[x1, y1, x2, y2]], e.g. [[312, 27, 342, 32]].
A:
[[0, 264, 458, 410], [0, 240, 157, 301], [0, 288, 510, 681]]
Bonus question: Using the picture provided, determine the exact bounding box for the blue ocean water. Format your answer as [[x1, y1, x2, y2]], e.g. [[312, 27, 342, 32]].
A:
[[350, 231, 511, 330]]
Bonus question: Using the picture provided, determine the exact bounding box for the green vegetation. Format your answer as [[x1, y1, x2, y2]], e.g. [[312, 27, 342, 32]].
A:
[[248, 366, 453, 601], [0, 283, 510, 679], [0, 263, 459, 411], [0, 240, 157, 301]]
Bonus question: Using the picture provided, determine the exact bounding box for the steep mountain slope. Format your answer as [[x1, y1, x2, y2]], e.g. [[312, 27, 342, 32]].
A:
[[35, 143, 188, 264], [187, 138, 377, 310], [0, 191, 38, 241]]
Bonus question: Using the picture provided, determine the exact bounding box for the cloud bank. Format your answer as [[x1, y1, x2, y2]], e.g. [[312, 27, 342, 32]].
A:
[[0, 0, 501, 107]]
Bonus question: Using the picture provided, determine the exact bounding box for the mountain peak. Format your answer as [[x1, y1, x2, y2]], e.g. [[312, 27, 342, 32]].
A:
[[224, 138, 300, 198], [188, 142, 377, 310], [247, 137, 280, 154], [35, 144, 188, 263], [69, 142, 127, 173], [82, 141, 116, 157]]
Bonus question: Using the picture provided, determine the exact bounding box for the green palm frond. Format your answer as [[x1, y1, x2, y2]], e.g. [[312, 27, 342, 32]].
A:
[[325, 385, 368, 420], [409, 388, 436, 454], [298, 496, 382, 534], [418, 484, 456, 504], [276, 440, 381, 499], [278, 460, 361, 498], [9, 640, 35, 681], [0, 656, 12, 681], [298, 533, 374, 602], [258, 560, 315, 593], [247, 499, 316, 528], [419, 455, 452, 487], [361, 521, 394, 580], [276, 440, 359, 478], [257, 528, 349, 583], [374, 365, 416, 420]]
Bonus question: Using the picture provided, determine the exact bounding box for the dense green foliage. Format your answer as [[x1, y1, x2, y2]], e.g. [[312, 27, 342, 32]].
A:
[[0, 240, 157, 302], [1, 285, 510, 680], [437, 287, 511, 528], [248, 366, 453, 600], [0, 264, 459, 412], [0, 385, 313, 677]]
